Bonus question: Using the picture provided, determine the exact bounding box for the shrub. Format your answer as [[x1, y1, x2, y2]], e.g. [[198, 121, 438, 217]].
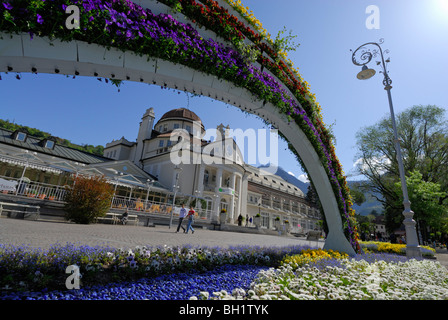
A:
[[64, 175, 114, 224]]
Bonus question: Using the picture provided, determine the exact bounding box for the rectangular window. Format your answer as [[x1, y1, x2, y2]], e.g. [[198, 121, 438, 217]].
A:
[[159, 140, 164, 147], [44, 140, 55, 149], [173, 123, 180, 129], [16, 132, 27, 141]]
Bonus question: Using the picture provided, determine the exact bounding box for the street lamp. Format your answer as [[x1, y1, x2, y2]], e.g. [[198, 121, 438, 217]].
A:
[[145, 179, 151, 210], [169, 165, 182, 229], [351, 39, 421, 258]]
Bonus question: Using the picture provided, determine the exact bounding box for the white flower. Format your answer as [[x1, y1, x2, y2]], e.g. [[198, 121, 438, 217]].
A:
[[198, 291, 210, 300], [232, 288, 246, 298]]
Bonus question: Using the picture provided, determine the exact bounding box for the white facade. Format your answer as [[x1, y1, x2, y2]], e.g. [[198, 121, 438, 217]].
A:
[[104, 107, 322, 232]]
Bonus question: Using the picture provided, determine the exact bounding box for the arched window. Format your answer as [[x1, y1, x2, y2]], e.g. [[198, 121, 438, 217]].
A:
[[204, 196, 213, 211], [220, 198, 228, 212]]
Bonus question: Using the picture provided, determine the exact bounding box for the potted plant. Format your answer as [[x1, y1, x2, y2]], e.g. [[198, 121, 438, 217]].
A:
[[220, 208, 227, 224], [274, 216, 281, 230], [253, 213, 261, 228], [284, 220, 291, 233]]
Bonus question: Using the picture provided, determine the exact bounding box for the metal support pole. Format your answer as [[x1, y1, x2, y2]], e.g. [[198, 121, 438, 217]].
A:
[[385, 85, 421, 258], [352, 39, 421, 258]]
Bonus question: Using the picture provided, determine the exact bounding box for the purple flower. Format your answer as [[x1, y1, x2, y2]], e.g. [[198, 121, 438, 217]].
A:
[[2, 2, 12, 10], [36, 13, 44, 24]]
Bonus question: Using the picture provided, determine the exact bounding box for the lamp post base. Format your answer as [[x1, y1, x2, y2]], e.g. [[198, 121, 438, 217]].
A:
[[403, 209, 422, 259], [406, 245, 422, 259]]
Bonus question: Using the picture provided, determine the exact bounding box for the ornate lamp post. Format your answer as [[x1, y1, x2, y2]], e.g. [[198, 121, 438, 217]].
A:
[[351, 39, 421, 258], [169, 165, 182, 229]]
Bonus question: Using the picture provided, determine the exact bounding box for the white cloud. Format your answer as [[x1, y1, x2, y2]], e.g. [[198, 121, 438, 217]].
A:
[[353, 156, 391, 175], [298, 174, 309, 183], [287, 171, 295, 177]]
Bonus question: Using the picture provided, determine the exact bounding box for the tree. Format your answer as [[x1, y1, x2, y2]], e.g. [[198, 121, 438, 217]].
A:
[[355, 105, 448, 233], [64, 175, 114, 224], [305, 183, 320, 208], [349, 182, 366, 206], [392, 171, 448, 241]]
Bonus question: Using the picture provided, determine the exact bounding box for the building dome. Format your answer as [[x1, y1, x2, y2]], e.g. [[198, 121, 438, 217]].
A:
[[159, 108, 202, 123]]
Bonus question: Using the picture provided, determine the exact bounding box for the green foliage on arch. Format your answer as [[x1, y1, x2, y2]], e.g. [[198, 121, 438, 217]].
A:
[[0, 0, 360, 252]]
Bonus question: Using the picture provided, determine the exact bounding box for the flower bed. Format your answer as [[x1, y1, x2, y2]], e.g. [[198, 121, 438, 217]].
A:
[[1, 264, 267, 300], [360, 241, 436, 257], [1, 244, 447, 300], [194, 253, 448, 300], [0, 243, 312, 294]]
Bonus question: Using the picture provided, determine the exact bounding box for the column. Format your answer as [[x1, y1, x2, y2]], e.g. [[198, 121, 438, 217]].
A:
[[240, 173, 249, 220], [229, 173, 236, 223], [236, 174, 243, 219], [214, 168, 223, 222], [197, 165, 205, 194]]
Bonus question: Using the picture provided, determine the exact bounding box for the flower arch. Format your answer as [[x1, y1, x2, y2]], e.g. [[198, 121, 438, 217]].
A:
[[0, 0, 360, 254]]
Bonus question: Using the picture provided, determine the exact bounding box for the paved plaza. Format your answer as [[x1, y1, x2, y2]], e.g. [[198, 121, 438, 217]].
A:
[[0, 217, 321, 251], [1, 217, 447, 270]]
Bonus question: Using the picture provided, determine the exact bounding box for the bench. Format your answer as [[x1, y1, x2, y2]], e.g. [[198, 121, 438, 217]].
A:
[[96, 213, 120, 225], [98, 212, 139, 226], [0, 202, 40, 220], [117, 213, 139, 226]]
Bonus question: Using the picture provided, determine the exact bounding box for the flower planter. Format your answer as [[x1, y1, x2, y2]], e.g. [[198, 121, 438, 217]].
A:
[[253, 216, 261, 228], [77, 41, 124, 67], [220, 212, 227, 224], [274, 220, 281, 230]]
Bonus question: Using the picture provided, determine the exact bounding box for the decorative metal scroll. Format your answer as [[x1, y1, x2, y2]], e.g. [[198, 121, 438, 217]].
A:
[[350, 39, 392, 88]]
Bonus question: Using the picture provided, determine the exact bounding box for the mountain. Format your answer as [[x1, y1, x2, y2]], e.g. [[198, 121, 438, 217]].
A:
[[259, 165, 309, 194], [259, 165, 383, 216], [347, 180, 384, 216]]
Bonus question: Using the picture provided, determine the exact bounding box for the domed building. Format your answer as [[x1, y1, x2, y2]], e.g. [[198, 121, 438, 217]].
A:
[[0, 107, 320, 233], [104, 107, 322, 232]]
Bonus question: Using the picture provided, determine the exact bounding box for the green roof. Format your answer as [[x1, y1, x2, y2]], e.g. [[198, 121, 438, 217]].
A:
[[0, 128, 108, 164]]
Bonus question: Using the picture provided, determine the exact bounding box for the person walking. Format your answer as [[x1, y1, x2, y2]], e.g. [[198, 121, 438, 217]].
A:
[[185, 205, 195, 234], [176, 203, 187, 233], [238, 214, 243, 226]]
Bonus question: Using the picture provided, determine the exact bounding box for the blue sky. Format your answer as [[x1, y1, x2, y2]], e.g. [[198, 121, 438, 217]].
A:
[[1, 0, 447, 182]]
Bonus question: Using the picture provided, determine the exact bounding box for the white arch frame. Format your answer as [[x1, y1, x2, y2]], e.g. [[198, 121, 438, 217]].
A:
[[0, 33, 355, 255]]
